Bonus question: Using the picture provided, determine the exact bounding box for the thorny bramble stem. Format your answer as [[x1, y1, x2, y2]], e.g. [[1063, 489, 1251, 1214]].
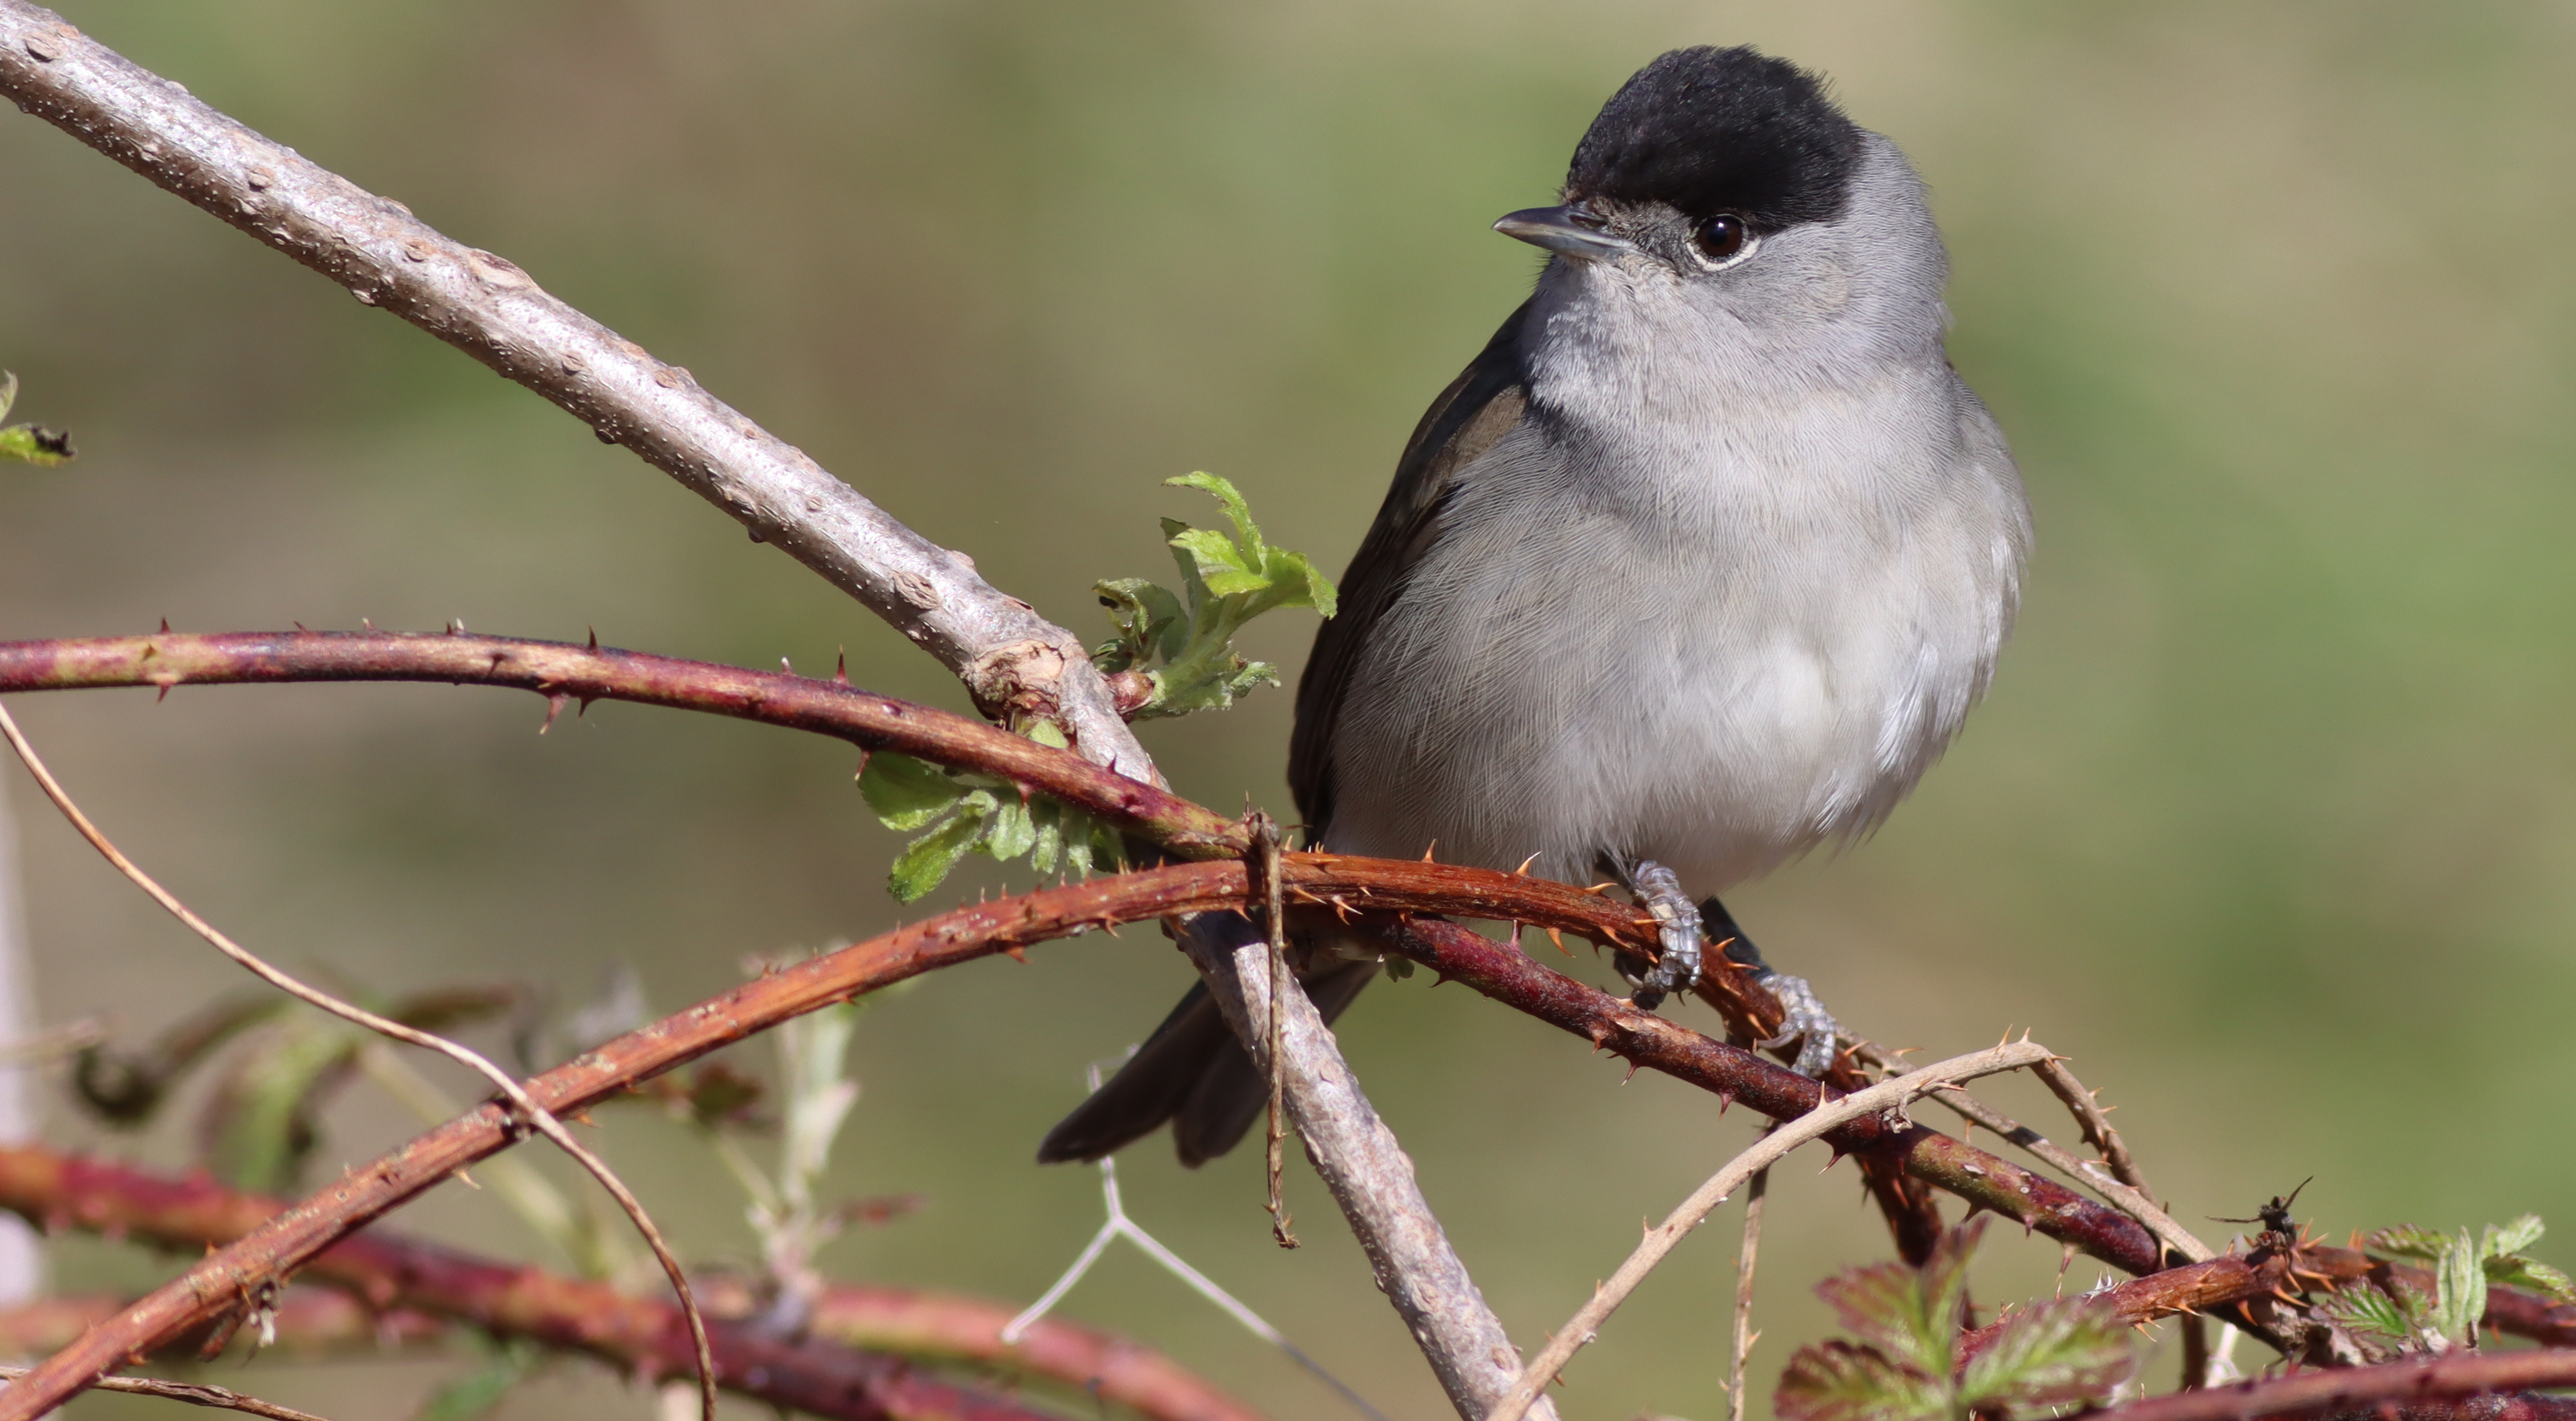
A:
[[0, 1144, 1255, 1421]]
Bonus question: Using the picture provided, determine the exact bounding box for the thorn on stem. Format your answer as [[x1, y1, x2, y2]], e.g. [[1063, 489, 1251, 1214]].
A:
[[541, 693, 571, 734]]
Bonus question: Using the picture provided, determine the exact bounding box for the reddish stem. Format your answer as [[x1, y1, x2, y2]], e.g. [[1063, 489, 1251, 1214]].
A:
[[0, 631, 1244, 854], [2077, 1349, 2576, 1421], [0, 1145, 1256, 1421]]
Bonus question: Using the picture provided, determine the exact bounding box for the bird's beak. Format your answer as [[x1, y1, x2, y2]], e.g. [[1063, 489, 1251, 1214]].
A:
[[1493, 205, 1635, 262]]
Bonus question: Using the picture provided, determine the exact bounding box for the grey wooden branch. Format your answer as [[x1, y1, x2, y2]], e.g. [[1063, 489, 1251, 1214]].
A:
[[1182, 915, 1557, 1421], [0, 2, 1532, 1411], [0, 0, 1148, 780]]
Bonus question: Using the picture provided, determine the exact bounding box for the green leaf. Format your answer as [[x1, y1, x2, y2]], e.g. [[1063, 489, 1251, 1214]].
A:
[[980, 795, 1037, 861], [1260, 547, 1338, 617], [2488, 1215, 2545, 1258], [1168, 526, 1268, 596], [1167, 471, 1271, 576], [413, 1338, 542, 1421], [859, 752, 965, 831], [2491, 1257, 2576, 1304], [1775, 1340, 1948, 1421], [886, 797, 992, 902], [2320, 1280, 2414, 1343], [2433, 1226, 2484, 1344], [2368, 1224, 2451, 1262], [1029, 798, 1063, 875], [1092, 474, 1333, 720], [1959, 1297, 2137, 1411], [1093, 577, 1187, 670]]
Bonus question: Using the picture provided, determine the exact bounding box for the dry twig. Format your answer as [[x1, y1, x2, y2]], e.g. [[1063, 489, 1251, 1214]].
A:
[[997, 1132, 1372, 1420], [1485, 1040, 2055, 1421], [1725, 1127, 1775, 1421], [0, 1365, 336, 1421], [1248, 814, 1297, 1249], [2033, 1054, 2150, 1191], [1852, 1042, 2211, 1264]]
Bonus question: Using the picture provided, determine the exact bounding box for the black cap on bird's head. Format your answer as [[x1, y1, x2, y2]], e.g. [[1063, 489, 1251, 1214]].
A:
[[1568, 46, 1863, 232], [1494, 47, 1865, 266]]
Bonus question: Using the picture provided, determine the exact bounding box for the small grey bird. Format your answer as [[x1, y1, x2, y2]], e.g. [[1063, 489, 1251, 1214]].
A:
[[1041, 45, 2028, 1166]]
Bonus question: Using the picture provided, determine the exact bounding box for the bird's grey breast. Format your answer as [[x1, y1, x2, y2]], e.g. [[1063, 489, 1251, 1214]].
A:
[[1321, 351, 2025, 896]]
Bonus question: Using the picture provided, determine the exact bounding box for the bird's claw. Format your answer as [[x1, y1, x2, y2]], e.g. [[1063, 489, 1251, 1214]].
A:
[[1624, 860, 1702, 1011], [1755, 973, 1841, 1078]]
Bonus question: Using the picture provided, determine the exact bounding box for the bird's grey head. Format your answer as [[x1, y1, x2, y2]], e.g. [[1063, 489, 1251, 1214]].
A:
[[1500, 46, 1951, 405]]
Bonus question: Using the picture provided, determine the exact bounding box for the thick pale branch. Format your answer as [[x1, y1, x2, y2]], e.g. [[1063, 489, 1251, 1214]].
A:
[[0, 2, 1145, 778], [0, 1149, 1258, 1421], [1183, 917, 1553, 1420]]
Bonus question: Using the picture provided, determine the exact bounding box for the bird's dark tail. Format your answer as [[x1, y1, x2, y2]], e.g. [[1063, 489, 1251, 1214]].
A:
[[1037, 919, 1380, 1166]]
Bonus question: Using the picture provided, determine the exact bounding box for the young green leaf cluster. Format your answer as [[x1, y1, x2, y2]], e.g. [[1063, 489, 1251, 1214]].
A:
[[858, 732, 1129, 903], [1776, 1220, 2137, 1421], [1094, 473, 1337, 720], [2322, 1214, 2576, 1357], [0, 373, 75, 467]]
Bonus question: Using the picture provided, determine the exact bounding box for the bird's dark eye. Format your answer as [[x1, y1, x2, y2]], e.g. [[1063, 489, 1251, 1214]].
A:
[[1693, 214, 1748, 264]]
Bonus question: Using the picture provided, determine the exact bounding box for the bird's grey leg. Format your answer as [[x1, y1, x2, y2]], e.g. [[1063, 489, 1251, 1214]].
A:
[[1701, 896, 1841, 1079], [1614, 858, 1702, 1012]]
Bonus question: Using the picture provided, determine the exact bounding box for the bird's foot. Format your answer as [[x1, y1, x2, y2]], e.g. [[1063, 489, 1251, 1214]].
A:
[[1622, 859, 1701, 1011], [1755, 973, 1842, 1079]]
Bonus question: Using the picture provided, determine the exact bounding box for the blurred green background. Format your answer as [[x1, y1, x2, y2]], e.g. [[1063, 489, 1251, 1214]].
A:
[[4, 2, 2575, 1418]]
